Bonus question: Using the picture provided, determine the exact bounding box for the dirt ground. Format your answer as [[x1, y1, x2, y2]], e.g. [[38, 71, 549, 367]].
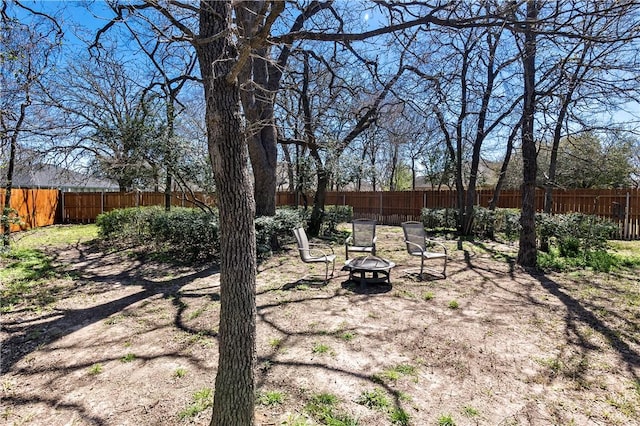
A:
[[2, 225, 639, 425]]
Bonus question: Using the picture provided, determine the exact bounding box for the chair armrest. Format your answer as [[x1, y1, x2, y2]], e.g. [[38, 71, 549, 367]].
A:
[[308, 242, 335, 257], [404, 240, 424, 253], [425, 239, 448, 255], [345, 235, 353, 245], [372, 236, 377, 244]]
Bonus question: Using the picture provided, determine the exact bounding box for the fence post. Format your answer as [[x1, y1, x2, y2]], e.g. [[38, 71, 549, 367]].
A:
[[624, 192, 630, 240], [101, 191, 104, 215], [61, 190, 65, 224]]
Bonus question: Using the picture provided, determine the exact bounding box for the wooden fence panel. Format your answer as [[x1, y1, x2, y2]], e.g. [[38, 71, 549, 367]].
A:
[[0, 188, 59, 232], [63, 192, 103, 223], [60, 191, 218, 223], [4, 188, 638, 239], [276, 188, 640, 239]]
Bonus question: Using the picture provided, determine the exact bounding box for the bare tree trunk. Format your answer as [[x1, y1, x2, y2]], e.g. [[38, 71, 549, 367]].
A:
[[433, 106, 462, 233], [309, 151, 328, 237], [517, 0, 538, 268], [2, 134, 16, 247], [301, 51, 325, 237], [389, 143, 399, 191], [544, 42, 591, 217], [3, 92, 29, 247], [411, 157, 416, 190], [281, 144, 295, 192], [164, 100, 175, 212], [198, 2, 257, 425], [489, 121, 520, 211], [236, 2, 277, 217], [236, 1, 331, 217], [463, 30, 500, 236]]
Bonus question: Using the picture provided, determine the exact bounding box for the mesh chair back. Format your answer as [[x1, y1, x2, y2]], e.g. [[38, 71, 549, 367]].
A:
[[402, 221, 426, 254], [293, 228, 311, 261], [352, 219, 376, 247]]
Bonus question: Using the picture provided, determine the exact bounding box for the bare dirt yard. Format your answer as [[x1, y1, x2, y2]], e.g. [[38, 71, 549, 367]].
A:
[[2, 225, 639, 425]]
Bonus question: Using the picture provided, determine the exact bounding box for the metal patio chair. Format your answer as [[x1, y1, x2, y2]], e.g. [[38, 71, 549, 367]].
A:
[[293, 227, 336, 283], [401, 221, 448, 279], [345, 218, 377, 260]]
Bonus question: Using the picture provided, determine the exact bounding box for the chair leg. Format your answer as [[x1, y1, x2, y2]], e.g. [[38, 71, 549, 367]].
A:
[[323, 259, 335, 283], [419, 256, 425, 281]]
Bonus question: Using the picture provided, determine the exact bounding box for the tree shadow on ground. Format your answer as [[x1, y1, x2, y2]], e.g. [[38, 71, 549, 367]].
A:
[[529, 269, 640, 383], [1, 242, 219, 374], [255, 289, 412, 420], [339, 279, 392, 295], [282, 279, 330, 291], [2, 395, 109, 426]]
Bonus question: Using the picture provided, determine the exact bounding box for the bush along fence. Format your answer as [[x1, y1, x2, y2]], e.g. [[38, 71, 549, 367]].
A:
[[2, 188, 639, 239], [280, 189, 639, 239], [95, 205, 352, 261]]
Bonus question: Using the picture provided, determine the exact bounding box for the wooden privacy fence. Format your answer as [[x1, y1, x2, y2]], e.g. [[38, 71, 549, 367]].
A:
[[3, 188, 639, 239], [0, 188, 60, 232], [61, 191, 216, 223], [279, 188, 640, 239]]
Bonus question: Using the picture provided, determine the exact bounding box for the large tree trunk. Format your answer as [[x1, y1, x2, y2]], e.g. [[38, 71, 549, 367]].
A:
[[247, 127, 277, 216], [199, 2, 257, 425], [517, 0, 538, 268], [236, 3, 276, 217], [308, 150, 328, 238]]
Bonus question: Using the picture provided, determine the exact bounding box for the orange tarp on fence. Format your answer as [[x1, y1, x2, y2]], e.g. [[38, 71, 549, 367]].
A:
[[0, 188, 59, 232]]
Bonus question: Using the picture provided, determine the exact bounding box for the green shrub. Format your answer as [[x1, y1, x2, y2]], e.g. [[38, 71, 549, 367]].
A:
[[147, 208, 220, 260], [494, 208, 521, 241], [420, 207, 520, 239], [472, 207, 496, 239], [538, 247, 620, 273], [96, 206, 318, 261], [96, 206, 157, 242], [536, 212, 618, 256], [1, 207, 23, 247], [322, 205, 353, 234], [421, 208, 458, 230], [586, 250, 617, 273], [558, 236, 581, 258], [97, 206, 219, 261], [255, 208, 307, 256]]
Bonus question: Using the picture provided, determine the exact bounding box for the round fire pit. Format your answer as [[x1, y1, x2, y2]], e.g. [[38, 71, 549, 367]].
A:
[[342, 255, 396, 286]]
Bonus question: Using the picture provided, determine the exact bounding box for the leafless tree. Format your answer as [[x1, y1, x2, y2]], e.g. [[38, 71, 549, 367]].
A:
[[536, 2, 640, 215], [1, 1, 61, 247], [43, 51, 164, 191], [279, 43, 408, 236]]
